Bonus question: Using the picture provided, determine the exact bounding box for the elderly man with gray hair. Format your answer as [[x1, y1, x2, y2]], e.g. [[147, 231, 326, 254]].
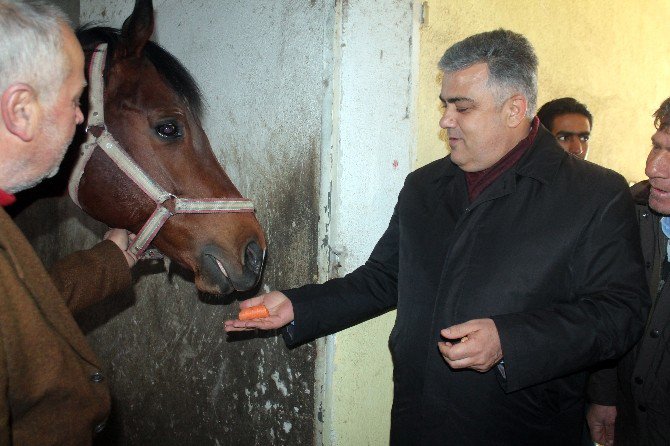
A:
[[0, 1, 136, 444], [226, 29, 649, 445]]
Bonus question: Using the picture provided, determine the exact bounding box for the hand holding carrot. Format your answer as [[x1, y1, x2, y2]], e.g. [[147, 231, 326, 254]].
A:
[[437, 318, 502, 372], [224, 290, 294, 332]]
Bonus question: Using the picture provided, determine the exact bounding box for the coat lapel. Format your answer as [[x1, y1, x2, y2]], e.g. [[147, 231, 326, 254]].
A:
[[0, 209, 101, 366]]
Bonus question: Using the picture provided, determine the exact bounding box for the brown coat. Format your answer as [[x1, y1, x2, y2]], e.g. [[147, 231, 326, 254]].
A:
[[0, 207, 131, 446]]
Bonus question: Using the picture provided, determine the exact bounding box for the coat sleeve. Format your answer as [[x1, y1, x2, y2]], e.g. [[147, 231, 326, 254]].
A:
[[49, 240, 132, 314], [587, 363, 618, 406], [282, 203, 400, 347], [492, 183, 650, 393]]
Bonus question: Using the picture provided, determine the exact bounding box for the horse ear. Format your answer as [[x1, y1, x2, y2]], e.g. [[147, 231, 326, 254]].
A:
[[116, 0, 154, 60]]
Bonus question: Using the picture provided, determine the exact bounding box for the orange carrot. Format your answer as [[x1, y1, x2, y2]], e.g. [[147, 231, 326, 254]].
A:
[[238, 304, 270, 321]]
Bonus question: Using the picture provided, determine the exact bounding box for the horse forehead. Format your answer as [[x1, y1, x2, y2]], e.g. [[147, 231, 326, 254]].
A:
[[106, 58, 182, 107]]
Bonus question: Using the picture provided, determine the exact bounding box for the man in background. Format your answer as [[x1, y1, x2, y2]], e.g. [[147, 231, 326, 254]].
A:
[[0, 1, 136, 443], [587, 97, 670, 445], [538, 97, 593, 159]]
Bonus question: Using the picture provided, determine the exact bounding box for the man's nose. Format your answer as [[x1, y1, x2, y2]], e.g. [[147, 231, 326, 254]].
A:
[[567, 137, 584, 156], [646, 151, 670, 178], [439, 109, 455, 129]]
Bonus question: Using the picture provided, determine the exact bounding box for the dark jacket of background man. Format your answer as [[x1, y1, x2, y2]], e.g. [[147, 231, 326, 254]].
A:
[[588, 181, 670, 445]]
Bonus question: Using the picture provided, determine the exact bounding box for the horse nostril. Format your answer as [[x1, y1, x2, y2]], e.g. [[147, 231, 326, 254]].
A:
[[244, 241, 263, 275]]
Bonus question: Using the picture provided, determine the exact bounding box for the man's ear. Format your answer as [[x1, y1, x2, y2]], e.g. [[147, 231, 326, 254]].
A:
[[505, 94, 528, 128], [1, 83, 40, 142]]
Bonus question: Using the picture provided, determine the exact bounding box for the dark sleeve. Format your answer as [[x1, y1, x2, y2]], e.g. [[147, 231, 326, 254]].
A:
[[49, 240, 132, 314], [587, 363, 618, 406], [282, 204, 400, 348], [492, 183, 650, 392]]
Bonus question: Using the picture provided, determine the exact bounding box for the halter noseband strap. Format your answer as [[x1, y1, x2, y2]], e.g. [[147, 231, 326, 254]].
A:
[[68, 43, 255, 260]]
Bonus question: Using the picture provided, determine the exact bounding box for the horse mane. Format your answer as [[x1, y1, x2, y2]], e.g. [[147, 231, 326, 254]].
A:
[[76, 25, 204, 118]]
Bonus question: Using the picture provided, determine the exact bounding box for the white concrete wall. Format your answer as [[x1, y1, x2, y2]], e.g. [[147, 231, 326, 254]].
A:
[[320, 1, 417, 444], [50, 0, 79, 25]]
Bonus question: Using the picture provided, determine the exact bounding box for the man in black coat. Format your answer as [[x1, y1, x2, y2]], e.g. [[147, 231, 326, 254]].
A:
[[226, 29, 650, 445], [587, 98, 670, 446]]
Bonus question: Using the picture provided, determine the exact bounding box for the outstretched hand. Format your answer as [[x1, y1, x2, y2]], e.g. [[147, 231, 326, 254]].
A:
[[224, 291, 294, 332], [437, 318, 502, 372]]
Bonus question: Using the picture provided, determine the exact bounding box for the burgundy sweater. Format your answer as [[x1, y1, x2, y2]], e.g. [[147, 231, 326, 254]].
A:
[[465, 116, 539, 202]]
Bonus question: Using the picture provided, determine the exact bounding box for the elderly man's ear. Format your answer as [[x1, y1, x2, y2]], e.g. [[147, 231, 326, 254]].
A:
[[1, 83, 41, 142]]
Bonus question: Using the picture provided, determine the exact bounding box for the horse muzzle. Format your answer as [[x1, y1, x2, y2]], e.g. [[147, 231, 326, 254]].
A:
[[198, 242, 265, 294]]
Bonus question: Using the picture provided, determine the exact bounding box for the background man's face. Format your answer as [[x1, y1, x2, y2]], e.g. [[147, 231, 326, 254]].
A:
[[550, 113, 590, 159], [646, 126, 670, 215]]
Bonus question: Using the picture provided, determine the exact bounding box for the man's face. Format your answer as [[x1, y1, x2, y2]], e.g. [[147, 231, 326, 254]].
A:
[[550, 113, 590, 159], [439, 63, 512, 172], [646, 126, 670, 215], [20, 24, 86, 191]]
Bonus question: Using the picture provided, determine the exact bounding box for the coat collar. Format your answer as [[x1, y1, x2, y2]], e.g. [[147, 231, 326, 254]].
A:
[[631, 180, 651, 205], [438, 123, 567, 211], [513, 124, 567, 185], [441, 123, 567, 185], [0, 208, 25, 279]]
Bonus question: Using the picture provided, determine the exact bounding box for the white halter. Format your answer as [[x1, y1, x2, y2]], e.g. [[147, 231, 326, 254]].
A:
[[68, 44, 255, 260]]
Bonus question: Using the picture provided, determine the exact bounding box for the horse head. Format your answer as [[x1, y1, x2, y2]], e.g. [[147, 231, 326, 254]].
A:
[[73, 0, 266, 295]]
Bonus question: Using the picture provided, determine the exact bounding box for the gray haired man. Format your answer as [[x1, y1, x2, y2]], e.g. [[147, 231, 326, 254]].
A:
[[226, 29, 649, 445], [0, 1, 135, 443]]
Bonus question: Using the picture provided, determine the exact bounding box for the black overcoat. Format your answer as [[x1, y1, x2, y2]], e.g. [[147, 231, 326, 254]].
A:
[[284, 127, 650, 445], [588, 181, 670, 445]]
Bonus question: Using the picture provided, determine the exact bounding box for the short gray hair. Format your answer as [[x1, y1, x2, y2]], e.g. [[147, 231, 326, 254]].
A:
[[0, 0, 70, 105], [439, 29, 538, 118]]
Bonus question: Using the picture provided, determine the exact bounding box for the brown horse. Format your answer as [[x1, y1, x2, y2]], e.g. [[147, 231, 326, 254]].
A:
[[72, 0, 266, 295]]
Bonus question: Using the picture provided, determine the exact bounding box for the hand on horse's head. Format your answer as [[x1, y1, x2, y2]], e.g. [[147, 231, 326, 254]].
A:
[[104, 228, 138, 268]]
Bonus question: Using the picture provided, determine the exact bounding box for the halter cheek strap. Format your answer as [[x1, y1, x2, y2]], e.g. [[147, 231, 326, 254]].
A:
[[68, 43, 255, 260]]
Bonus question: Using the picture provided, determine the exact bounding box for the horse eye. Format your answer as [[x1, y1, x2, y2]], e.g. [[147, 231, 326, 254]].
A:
[[155, 121, 183, 139]]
